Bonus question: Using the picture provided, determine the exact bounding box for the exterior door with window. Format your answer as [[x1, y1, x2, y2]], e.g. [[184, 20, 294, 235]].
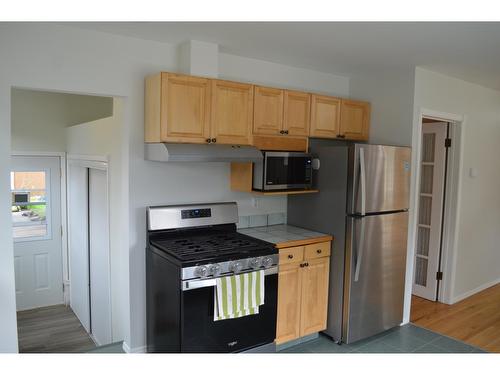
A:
[[413, 123, 448, 301], [11, 156, 63, 310]]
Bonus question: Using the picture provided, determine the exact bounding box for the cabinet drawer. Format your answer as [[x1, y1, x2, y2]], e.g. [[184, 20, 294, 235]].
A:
[[279, 246, 304, 265], [304, 241, 331, 260]]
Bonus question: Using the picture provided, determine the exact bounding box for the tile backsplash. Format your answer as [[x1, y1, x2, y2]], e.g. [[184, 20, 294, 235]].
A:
[[237, 212, 286, 229]]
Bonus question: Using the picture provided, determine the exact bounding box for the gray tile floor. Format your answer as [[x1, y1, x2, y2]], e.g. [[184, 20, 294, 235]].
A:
[[279, 324, 487, 353], [87, 324, 487, 353]]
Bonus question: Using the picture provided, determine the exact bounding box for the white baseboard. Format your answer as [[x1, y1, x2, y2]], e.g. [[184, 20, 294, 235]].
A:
[[122, 341, 146, 353], [451, 278, 500, 304]]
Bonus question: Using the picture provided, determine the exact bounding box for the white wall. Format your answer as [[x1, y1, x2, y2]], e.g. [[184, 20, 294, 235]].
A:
[[0, 23, 350, 352], [409, 67, 500, 304], [66, 98, 127, 342], [349, 69, 415, 146], [219, 53, 349, 96], [11, 88, 113, 152]]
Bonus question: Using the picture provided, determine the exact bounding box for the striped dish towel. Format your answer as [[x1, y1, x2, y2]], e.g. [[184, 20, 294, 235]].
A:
[[214, 270, 265, 321]]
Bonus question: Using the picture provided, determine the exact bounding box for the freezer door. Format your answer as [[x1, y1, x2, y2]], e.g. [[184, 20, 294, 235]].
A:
[[343, 211, 408, 344], [349, 144, 411, 214]]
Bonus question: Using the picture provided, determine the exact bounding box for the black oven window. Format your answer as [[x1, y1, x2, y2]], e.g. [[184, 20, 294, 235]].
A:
[[266, 157, 310, 185]]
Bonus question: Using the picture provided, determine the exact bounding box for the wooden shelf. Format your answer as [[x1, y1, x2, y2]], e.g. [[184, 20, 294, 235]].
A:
[[251, 189, 319, 196]]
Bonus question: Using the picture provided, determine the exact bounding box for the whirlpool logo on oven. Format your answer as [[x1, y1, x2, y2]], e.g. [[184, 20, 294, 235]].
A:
[[227, 341, 238, 347]]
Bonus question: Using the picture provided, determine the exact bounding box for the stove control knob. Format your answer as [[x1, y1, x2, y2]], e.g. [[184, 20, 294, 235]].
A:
[[262, 257, 273, 269], [229, 261, 243, 273], [195, 265, 208, 278], [249, 257, 262, 269], [208, 263, 221, 277]]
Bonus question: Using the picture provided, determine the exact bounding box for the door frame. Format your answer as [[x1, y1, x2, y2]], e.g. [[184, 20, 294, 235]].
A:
[[67, 153, 112, 344], [404, 108, 465, 322], [11, 151, 69, 304]]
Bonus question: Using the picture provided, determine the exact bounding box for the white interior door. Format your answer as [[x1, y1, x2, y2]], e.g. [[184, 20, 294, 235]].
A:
[[413, 122, 448, 301], [88, 168, 112, 345], [68, 164, 90, 332], [11, 156, 63, 311]]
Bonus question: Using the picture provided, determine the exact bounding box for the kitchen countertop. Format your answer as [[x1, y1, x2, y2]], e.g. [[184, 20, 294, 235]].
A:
[[238, 224, 333, 248]]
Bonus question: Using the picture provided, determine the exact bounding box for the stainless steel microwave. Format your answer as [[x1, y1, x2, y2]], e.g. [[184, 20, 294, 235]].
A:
[[253, 152, 313, 191]]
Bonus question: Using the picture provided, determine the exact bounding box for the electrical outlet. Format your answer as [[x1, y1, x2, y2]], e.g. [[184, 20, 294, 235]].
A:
[[251, 197, 259, 208]]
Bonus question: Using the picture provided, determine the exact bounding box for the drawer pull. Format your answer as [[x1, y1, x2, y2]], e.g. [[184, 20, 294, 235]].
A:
[[316, 249, 322, 254], [288, 254, 294, 259]]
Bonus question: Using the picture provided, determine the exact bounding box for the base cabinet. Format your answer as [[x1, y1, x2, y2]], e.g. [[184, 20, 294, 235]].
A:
[[275, 241, 331, 344]]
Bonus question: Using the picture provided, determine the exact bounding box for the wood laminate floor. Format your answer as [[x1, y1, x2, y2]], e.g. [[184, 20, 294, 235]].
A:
[[411, 283, 500, 353], [17, 304, 96, 353]]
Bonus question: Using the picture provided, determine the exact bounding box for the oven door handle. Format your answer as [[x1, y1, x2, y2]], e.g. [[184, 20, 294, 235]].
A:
[[182, 266, 279, 291]]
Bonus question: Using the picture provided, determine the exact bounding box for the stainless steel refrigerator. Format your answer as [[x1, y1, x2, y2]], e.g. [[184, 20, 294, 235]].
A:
[[288, 140, 411, 344]]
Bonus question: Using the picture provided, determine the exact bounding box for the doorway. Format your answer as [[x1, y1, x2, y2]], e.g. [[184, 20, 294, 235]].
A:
[[412, 119, 451, 302], [10, 88, 117, 352]]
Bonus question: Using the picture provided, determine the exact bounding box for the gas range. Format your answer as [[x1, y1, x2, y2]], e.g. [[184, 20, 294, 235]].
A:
[[146, 202, 278, 353]]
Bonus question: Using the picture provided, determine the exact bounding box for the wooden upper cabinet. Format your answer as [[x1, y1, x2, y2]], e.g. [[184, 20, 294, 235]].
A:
[[211, 80, 253, 145], [145, 71, 371, 146], [299, 256, 330, 337], [310, 94, 341, 138], [339, 99, 371, 141], [157, 73, 211, 144], [283, 90, 310, 137], [253, 86, 284, 136], [275, 263, 302, 344]]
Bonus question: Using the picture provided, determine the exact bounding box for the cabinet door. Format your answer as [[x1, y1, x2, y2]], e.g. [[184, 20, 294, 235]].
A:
[[310, 94, 341, 138], [160, 73, 211, 143], [284, 90, 310, 137], [299, 257, 330, 337], [276, 263, 302, 344], [339, 99, 371, 141], [253, 86, 284, 136], [211, 80, 253, 145]]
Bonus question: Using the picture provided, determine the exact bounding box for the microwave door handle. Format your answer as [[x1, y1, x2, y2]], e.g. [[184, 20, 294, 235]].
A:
[[359, 147, 366, 216]]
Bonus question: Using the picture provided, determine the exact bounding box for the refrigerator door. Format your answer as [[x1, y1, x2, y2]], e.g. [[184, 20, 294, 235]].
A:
[[343, 211, 408, 344], [349, 144, 411, 215]]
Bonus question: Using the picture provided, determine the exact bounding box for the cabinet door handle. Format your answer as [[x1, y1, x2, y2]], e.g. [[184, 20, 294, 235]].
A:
[[288, 254, 294, 259], [211, 138, 217, 143], [284, 130, 289, 134], [305, 262, 309, 267], [280, 130, 284, 134], [206, 138, 212, 143], [316, 249, 322, 254], [299, 263, 304, 268]]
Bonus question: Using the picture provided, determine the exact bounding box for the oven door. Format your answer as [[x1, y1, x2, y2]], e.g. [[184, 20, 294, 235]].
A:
[[264, 152, 312, 190], [180, 269, 278, 353]]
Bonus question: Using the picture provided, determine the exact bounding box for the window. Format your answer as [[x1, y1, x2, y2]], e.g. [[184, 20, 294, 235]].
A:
[[11, 171, 50, 240]]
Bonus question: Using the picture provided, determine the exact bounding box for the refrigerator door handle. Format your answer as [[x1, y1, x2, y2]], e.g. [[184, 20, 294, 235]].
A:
[[354, 218, 365, 282], [359, 147, 366, 216]]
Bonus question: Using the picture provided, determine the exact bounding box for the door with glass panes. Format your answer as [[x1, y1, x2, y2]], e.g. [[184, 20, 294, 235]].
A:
[[11, 156, 63, 310], [413, 123, 448, 301]]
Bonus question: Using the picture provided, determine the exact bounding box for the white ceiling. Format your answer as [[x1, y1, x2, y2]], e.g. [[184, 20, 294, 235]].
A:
[[66, 22, 500, 90]]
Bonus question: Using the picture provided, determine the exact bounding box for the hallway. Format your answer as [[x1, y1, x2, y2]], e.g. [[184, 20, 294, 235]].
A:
[[17, 304, 96, 353], [411, 283, 500, 353]]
